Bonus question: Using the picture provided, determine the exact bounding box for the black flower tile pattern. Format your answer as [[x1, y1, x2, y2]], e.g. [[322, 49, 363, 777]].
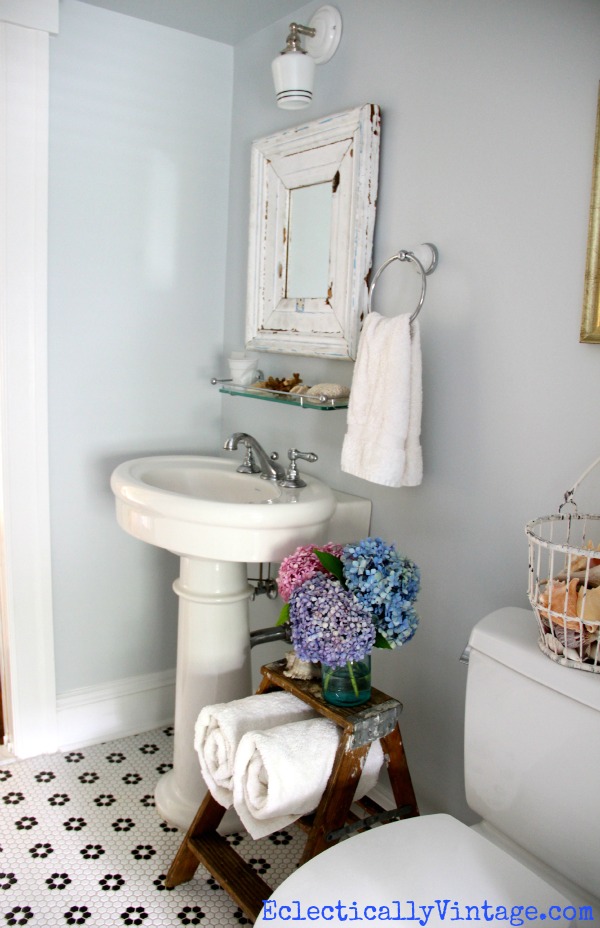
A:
[[0, 728, 302, 926]]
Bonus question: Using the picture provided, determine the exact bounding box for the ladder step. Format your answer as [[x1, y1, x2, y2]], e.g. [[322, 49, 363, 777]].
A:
[[188, 833, 272, 922]]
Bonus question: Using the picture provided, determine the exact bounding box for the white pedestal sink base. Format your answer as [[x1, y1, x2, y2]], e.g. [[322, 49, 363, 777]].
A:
[[154, 556, 253, 832], [111, 455, 373, 833]]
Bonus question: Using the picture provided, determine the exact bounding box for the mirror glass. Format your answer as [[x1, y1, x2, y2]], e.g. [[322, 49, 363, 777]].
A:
[[245, 104, 381, 359], [286, 184, 332, 299]]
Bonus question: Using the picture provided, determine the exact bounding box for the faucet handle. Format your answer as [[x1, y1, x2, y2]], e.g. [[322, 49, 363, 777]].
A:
[[278, 449, 318, 488], [236, 441, 261, 474], [289, 449, 318, 464]]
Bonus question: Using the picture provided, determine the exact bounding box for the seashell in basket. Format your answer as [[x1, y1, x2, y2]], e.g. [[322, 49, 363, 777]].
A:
[[541, 620, 589, 652], [577, 584, 600, 626], [544, 632, 564, 655], [556, 542, 600, 581], [556, 564, 600, 587], [538, 578, 581, 630], [586, 639, 600, 663]]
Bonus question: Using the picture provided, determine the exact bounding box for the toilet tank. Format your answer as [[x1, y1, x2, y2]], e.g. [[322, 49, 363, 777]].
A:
[[465, 607, 600, 899]]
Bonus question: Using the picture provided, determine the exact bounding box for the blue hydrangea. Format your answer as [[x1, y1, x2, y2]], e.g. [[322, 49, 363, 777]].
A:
[[288, 573, 375, 667], [341, 537, 420, 648]]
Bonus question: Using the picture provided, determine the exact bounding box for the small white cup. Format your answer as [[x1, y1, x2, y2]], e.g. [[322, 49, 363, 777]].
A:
[[228, 357, 258, 386]]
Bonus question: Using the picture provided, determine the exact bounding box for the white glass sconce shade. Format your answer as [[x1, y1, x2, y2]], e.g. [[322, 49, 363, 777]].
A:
[[271, 5, 342, 110], [272, 51, 315, 110]]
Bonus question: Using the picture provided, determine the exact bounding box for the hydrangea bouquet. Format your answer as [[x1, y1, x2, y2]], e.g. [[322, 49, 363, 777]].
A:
[[276, 537, 420, 698]]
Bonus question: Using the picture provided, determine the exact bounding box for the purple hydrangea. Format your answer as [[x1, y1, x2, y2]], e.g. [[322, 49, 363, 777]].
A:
[[288, 573, 375, 668]]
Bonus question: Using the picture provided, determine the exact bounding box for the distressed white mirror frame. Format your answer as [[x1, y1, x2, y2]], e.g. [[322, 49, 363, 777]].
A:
[[245, 104, 381, 359]]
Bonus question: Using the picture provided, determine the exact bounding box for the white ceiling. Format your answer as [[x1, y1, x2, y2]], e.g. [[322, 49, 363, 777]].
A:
[[76, 0, 306, 45]]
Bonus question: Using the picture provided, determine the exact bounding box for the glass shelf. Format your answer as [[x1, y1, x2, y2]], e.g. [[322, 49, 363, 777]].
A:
[[218, 383, 349, 411]]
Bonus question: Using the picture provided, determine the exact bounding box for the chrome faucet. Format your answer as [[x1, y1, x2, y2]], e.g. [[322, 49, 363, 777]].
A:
[[223, 432, 285, 482]]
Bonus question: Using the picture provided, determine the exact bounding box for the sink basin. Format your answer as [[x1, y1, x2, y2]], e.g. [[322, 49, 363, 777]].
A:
[[110, 454, 337, 563]]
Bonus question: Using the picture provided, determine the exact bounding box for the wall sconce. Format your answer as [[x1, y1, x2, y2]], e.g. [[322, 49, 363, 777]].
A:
[[271, 5, 342, 110]]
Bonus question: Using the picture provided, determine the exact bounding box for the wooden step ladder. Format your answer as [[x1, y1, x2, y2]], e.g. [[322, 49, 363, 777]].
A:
[[165, 660, 419, 923]]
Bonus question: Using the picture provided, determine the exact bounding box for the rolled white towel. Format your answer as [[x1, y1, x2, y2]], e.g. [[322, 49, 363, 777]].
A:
[[233, 717, 384, 839], [194, 692, 316, 808]]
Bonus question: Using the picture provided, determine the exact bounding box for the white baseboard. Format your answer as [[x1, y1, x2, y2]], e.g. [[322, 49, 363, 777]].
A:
[[56, 675, 431, 820], [369, 781, 436, 817], [57, 669, 176, 752], [369, 781, 395, 810]]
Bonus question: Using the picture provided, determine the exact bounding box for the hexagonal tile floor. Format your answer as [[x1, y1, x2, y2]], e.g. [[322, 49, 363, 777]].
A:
[[0, 727, 303, 926]]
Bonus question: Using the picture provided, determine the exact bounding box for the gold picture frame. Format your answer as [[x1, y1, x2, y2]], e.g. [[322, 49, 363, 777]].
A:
[[581, 83, 600, 343]]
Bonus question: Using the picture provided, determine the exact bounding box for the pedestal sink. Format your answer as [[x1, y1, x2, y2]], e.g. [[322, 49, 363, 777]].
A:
[[111, 455, 370, 831]]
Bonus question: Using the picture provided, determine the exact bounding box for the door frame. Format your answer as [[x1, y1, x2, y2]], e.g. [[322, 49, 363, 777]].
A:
[[0, 8, 58, 758]]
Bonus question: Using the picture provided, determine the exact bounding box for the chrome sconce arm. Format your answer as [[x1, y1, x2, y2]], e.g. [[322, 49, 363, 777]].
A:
[[272, 5, 342, 110]]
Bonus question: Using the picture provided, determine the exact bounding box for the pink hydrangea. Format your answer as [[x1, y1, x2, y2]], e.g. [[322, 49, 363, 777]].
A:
[[277, 542, 344, 602]]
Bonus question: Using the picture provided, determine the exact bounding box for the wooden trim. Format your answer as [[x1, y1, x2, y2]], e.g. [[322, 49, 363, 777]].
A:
[[0, 20, 57, 758], [581, 83, 600, 343], [56, 670, 176, 750]]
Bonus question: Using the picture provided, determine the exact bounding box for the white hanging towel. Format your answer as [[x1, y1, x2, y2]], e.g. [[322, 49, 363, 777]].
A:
[[341, 312, 423, 486], [194, 692, 317, 808], [232, 717, 384, 839]]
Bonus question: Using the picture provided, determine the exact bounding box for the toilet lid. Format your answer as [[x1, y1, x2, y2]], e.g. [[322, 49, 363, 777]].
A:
[[255, 814, 577, 926]]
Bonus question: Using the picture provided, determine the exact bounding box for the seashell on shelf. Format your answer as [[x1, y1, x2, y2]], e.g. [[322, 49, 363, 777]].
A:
[[306, 383, 350, 399], [254, 373, 303, 393]]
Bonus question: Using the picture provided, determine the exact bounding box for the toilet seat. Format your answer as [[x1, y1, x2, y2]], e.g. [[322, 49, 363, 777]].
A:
[[255, 814, 577, 926]]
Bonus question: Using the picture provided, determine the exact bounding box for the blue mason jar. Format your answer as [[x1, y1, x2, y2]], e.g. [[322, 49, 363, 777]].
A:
[[321, 654, 371, 707]]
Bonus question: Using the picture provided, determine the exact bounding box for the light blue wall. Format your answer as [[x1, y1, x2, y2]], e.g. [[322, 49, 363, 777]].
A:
[[46, 0, 600, 821], [48, 0, 233, 691], [224, 0, 600, 819]]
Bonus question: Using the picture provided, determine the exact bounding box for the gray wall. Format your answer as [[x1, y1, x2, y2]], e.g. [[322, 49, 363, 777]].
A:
[[46, 0, 600, 824], [223, 0, 600, 819], [48, 0, 233, 691]]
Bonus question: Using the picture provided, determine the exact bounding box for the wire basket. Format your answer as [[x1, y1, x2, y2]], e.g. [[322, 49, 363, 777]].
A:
[[526, 456, 600, 672]]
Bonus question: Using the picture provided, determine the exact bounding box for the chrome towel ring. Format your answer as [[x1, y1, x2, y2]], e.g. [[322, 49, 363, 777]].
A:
[[367, 243, 438, 323]]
